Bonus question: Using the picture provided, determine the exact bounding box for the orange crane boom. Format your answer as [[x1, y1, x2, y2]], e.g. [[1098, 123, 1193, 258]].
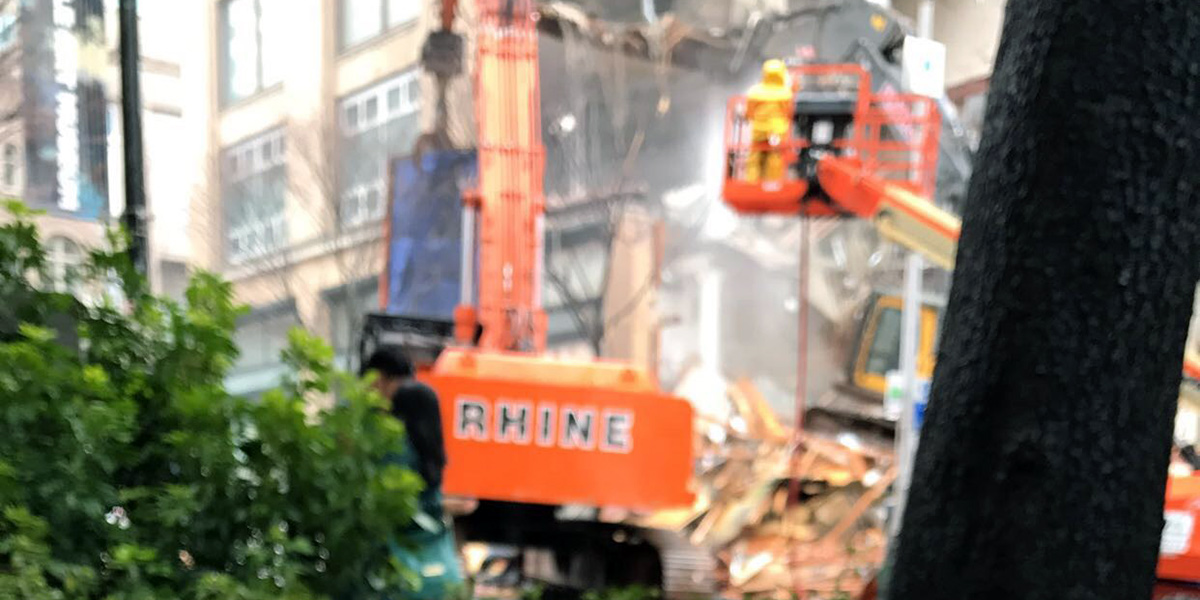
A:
[[390, 0, 694, 512], [456, 0, 547, 353]]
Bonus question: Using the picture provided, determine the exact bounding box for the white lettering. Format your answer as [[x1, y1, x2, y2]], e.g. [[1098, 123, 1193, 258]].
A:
[[454, 397, 488, 441], [560, 407, 595, 450], [601, 411, 634, 453], [535, 403, 555, 447], [454, 398, 634, 453], [495, 401, 532, 444]]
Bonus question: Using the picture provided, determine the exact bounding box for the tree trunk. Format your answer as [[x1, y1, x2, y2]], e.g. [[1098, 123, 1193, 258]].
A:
[[889, 2, 1200, 599]]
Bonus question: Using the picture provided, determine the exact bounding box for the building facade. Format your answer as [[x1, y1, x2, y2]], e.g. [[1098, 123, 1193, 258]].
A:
[[182, 0, 429, 396], [0, 0, 185, 297], [183, 0, 660, 396]]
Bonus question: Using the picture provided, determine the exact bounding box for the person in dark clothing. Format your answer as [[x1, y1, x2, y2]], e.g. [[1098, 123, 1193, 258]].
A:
[[361, 346, 447, 507], [361, 346, 462, 598]]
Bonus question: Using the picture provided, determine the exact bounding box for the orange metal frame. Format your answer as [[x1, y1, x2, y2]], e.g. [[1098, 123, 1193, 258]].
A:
[[722, 64, 940, 220], [457, 0, 548, 353], [409, 0, 694, 511]]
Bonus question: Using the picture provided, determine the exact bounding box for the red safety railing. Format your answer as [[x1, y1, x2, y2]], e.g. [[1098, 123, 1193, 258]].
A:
[[857, 92, 941, 200], [722, 64, 941, 215]]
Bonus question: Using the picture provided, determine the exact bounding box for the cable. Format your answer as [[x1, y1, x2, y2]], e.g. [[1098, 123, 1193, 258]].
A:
[[788, 216, 811, 600]]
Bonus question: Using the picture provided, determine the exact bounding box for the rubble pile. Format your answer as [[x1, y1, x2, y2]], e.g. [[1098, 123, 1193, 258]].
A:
[[639, 377, 895, 599]]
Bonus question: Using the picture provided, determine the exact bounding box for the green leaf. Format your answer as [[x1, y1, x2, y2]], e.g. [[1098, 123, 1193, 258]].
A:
[[17, 323, 55, 343]]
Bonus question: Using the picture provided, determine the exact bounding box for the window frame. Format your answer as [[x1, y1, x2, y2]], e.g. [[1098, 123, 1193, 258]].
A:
[[221, 128, 288, 264], [335, 69, 421, 227], [232, 299, 300, 373], [219, 0, 282, 106], [2, 143, 16, 189], [45, 236, 83, 293], [337, 0, 420, 53], [324, 278, 380, 359]]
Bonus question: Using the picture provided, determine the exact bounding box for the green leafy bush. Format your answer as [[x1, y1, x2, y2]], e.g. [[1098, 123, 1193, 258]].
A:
[[581, 585, 660, 600], [0, 201, 423, 599]]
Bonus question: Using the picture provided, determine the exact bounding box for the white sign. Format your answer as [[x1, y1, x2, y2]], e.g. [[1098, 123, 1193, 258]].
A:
[[901, 35, 946, 99], [914, 377, 930, 429], [885, 371, 904, 421], [1163, 510, 1195, 556]]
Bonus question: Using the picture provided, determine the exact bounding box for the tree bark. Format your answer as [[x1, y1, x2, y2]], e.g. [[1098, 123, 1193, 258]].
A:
[[889, 1, 1200, 599]]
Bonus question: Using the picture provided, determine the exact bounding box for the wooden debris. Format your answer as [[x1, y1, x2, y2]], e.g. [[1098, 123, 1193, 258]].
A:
[[640, 379, 896, 599]]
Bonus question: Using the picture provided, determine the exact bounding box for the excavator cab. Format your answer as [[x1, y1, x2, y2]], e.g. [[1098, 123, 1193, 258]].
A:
[[848, 293, 942, 397]]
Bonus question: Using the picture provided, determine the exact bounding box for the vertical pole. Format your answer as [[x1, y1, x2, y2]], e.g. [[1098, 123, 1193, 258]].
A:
[[698, 268, 722, 372], [795, 217, 810, 434], [891, 0, 935, 541], [118, 0, 148, 277], [917, 0, 936, 40], [460, 206, 477, 305], [891, 252, 924, 538], [789, 216, 812, 599]]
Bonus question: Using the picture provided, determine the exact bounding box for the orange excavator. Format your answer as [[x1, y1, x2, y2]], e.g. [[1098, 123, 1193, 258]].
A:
[[722, 60, 1200, 597], [362, 0, 700, 596]]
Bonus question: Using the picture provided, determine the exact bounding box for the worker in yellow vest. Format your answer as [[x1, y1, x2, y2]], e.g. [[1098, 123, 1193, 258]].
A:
[[744, 59, 794, 183]]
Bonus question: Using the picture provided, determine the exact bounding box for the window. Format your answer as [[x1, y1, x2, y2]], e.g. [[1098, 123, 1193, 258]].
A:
[[864, 307, 902, 377], [46, 236, 83, 293], [2, 143, 16, 188], [326, 280, 379, 367], [233, 304, 299, 372], [861, 305, 942, 378], [543, 240, 606, 307], [338, 70, 420, 226], [543, 239, 608, 346], [340, 0, 421, 50], [547, 299, 600, 347], [223, 129, 287, 264], [221, 0, 285, 104]]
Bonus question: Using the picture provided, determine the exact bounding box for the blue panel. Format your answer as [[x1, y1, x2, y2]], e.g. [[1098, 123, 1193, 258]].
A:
[[385, 150, 477, 319]]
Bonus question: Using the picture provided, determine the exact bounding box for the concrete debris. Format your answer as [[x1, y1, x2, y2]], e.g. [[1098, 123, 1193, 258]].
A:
[[536, 2, 737, 71], [634, 377, 895, 599]]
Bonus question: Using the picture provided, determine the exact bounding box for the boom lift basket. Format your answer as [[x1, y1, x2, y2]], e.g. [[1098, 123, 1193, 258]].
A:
[[723, 64, 941, 217]]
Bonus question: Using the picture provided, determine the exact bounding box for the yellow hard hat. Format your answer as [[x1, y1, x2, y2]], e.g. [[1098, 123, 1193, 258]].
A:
[[763, 59, 786, 77], [761, 59, 787, 86]]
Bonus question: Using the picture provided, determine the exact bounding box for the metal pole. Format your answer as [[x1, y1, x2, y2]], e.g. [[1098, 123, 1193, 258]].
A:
[[917, 0, 936, 39], [699, 268, 722, 372], [118, 0, 148, 276], [891, 252, 923, 538], [891, 0, 935, 541], [460, 207, 477, 304]]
